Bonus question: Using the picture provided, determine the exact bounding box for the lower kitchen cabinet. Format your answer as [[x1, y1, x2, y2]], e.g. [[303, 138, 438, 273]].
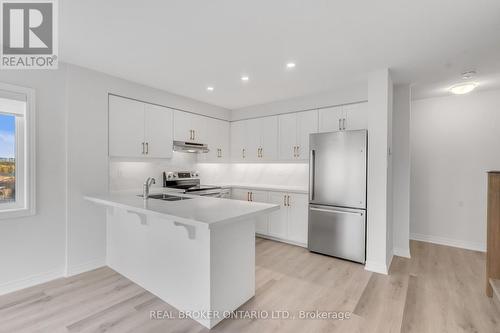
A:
[[234, 189, 308, 247], [231, 189, 270, 235], [267, 192, 289, 239]]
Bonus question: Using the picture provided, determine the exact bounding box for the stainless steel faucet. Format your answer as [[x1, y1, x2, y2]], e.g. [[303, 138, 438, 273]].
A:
[[143, 177, 156, 199]]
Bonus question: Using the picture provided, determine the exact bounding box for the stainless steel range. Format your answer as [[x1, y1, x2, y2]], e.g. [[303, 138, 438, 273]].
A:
[[162, 171, 229, 198]]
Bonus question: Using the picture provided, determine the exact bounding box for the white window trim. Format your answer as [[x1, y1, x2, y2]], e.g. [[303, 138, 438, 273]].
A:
[[0, 82, 36, 219]]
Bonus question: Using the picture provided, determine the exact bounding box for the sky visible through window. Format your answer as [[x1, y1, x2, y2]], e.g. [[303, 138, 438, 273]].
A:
[[0, 113, 15, 202]]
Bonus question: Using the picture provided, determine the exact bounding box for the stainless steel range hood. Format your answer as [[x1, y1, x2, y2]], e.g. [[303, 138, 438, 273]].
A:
[[173, 140, 209, 153]]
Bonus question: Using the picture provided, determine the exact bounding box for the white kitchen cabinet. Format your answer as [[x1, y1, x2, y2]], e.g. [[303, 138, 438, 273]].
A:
[[278, 113, 296, 160], [231, 117, 278, 162], [278, 110, 318, 160], [231, 189, 269, 235], [144, 104, 173, 158], [109, 95, 173, 158], [267, 192, 288, 239], [198, 117, 229, 162], [343, 102, 368, 131], [287, 193, 309, 244], [318, 106, 343, 132], [109, 96, 145, 158], [173, 110, 205, 142], [319, 102, 368, 132], [296, 111, 318, 160], [259, 117, 278, 161], [230, 121, 248, 162]]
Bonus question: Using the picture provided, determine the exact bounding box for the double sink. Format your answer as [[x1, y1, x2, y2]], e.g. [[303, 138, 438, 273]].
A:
[[140, 194, 193, 202]]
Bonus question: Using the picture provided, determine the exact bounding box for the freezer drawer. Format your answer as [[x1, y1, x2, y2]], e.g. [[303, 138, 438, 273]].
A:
[[308, 204, 366, 263]]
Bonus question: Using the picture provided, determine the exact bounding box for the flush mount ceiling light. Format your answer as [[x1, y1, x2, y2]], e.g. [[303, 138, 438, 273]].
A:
[[241, 76, 249, 82], [449, 71, 478, 95], [286, 62, 296, 69], [206, 86, 214, 92], [449, 82, 478, 95]]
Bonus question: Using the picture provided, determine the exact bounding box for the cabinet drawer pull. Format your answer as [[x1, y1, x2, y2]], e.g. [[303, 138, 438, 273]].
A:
[[342, 118, 346, 130], [296, 146, 300, 158], [284, 195, 286, 206], [287, 195, 290, 207], [242, 148, 246, 159], [145, 142, 149, 154], [142, 142, 145, 154], [339, 119, 342, 130]]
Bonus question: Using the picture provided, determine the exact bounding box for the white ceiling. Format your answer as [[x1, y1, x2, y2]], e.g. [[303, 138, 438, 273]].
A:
[[60, 0, 500, 109]]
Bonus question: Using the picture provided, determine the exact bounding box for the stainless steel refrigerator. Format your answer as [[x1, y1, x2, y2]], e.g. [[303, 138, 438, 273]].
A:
[[308, 130, 367, 263]]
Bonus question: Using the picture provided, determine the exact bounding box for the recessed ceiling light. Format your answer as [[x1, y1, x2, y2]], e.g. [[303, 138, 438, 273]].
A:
[[241, 76, 249, 82], [206, 86, 214, 92], [286, 62, 296, 69], [449, 82, 478, 95]]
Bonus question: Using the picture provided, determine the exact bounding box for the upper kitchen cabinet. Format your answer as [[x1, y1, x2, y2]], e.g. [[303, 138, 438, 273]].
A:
[[109, 95, 173, 159], [278, 110, 318, 160], [231, 116, 278, 162], [198, 117, 230, 162], [319, 102, 368, 132], [342, 102, 368, 131], [173, 110, 205, 142], [247, 116, 278, 161], [230, 120, 248, 162]]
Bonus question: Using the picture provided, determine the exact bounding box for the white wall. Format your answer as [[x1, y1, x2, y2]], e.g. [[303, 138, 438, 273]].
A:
[[410, 89, 500, 252], [0, 67, 68, 294], [365, 69, 393, 274], [231, 82, 367, 121], [64, 64, 230, 275], [0, 63, 230, 292], [392, 85, 411, 258]]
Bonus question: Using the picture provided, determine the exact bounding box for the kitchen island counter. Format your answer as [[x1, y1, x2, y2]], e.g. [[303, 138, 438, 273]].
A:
[[85, 191, 278, 329]]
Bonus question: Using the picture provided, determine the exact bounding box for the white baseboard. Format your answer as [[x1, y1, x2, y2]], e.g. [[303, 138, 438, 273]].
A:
[[393, 247, 411, 258], [255, 234, 307, 248], [410, 233, 485, 252], [65, 257, 106, 277], [0, 267, 64, 296], [364, 260, 388, 275]]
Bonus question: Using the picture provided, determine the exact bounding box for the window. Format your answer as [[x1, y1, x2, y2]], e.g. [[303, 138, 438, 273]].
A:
[[0, 83, 35, 218]]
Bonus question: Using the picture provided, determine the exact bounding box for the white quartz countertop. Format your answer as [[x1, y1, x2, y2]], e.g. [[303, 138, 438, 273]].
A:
[[214, 183, 309, 194], [85, 190, 279, 229]]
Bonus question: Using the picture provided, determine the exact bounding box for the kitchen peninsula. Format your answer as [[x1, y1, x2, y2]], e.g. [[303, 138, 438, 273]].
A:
[[85, 192, 279, 329]]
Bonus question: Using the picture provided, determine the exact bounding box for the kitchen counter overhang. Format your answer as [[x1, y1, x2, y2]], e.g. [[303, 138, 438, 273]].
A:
[[85, 191, 279, 329]]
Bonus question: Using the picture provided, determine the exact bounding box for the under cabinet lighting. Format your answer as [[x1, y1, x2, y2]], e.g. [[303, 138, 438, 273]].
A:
[[286, 62, 296, 69], [241, 76, 249, 82], [206, 86, 214, 92]]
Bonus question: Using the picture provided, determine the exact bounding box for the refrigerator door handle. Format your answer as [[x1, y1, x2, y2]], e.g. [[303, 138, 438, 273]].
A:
[[309, 206, 364, 216], [309, 149, 315, 201]]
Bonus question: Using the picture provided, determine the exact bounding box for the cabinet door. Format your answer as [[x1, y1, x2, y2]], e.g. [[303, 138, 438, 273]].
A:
[[230, 121, 247, 162], [260, 116, 278, 161], [249, 190, 269, 235], [343, 102, 368, 131], [267, 192, 288, 239], [214, 119, 230, 162], [109, 95, 145, 158], [278, 113, 297, 160], [231, 188, 250, 201], [173, 111, 196, 142], [287, 193, 309, 245], [318, 106, 343, 133], [245, 118, 261, 161], [296, 110, 318, 160], [144, 104, 173, 158]]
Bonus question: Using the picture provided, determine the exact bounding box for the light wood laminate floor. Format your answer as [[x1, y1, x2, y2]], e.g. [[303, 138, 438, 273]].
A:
[[1, 239, 499, 333]]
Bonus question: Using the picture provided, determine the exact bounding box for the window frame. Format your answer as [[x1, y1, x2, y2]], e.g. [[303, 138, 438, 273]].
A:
[[0, 82, 36, 219]]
